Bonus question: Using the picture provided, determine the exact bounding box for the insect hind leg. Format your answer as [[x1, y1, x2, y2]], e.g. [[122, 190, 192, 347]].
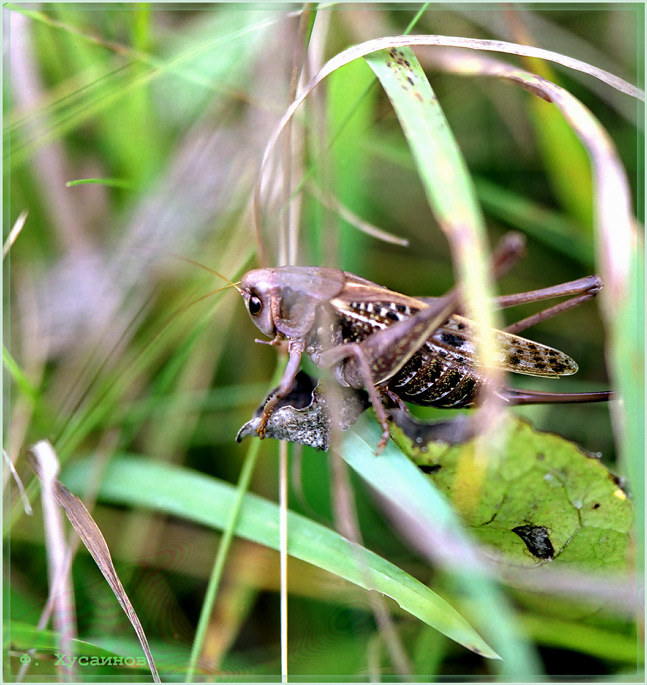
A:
[[389, 409, 477, 446], [503, 387, 615, 405], [497, 275, 603, 335]]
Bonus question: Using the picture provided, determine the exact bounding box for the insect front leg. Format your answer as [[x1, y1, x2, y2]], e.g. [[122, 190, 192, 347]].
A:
[[257, 339, 305, 439]]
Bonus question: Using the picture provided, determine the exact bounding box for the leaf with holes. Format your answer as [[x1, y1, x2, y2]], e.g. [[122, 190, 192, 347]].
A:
[[394, 415, 632, 571]]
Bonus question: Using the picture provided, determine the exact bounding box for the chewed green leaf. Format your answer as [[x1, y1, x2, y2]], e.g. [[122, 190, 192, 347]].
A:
[[61, 456, 499, 659], [396, 415, 632, 571], [341, 418, 542, 676]]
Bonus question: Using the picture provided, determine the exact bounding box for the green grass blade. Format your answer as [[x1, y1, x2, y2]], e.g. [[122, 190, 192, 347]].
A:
[[342, 418, 542, 678], [185, 439, 261, 681], [7, 620, 124, 657], [610, 250, 644, 572], [3, 346, 39, 404], [61, 455, 499, 660], [364, 47, 501, 394], [520, 615, 641, 664]]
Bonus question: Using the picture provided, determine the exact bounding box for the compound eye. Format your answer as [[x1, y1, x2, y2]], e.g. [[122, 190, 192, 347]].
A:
[[248, 295, 263, 316]]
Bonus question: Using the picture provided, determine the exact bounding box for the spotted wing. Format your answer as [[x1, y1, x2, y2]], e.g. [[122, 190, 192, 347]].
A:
[[331, 287, 578, 378], [432, 315, 578, 377]]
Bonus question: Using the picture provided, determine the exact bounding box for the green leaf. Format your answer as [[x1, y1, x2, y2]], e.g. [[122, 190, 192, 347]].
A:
[[341, 418, 542, 677], [7, 620, 119, 657], [395, 415, 632, 570], [60, 455, 499, 660]]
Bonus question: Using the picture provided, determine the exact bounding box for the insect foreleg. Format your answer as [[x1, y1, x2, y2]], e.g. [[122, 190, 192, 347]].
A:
[[496, 275, 603, 334], [257, 339, 305, 438], [322, 341, 393, 452]]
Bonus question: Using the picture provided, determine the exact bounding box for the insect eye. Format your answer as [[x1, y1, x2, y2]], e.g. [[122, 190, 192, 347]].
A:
[[248, 295, 263, 316]]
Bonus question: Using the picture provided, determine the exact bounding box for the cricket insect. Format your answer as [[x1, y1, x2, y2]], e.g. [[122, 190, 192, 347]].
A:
[[238, 234, 613, 453]]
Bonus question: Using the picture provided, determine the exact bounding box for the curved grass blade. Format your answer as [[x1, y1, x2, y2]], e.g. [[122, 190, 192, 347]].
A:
[[256, 33, 642, 248], [421, 48, 641, 564], [363, 47, 504, 562], [341, 417, 542, 678], [61, 455, 499, 660]]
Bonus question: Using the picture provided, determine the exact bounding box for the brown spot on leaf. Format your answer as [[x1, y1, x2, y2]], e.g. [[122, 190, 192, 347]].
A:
[[512, 525, 554, 560]]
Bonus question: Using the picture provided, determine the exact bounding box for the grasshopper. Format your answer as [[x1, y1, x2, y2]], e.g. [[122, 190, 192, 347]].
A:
[[239, 236, 613, 452]]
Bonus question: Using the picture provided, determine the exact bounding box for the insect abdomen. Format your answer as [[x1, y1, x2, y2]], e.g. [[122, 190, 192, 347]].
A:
[[389, 351, 483, 408]]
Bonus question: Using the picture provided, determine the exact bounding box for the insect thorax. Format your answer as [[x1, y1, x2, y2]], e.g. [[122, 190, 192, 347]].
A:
[[306, 299, 485, 409]]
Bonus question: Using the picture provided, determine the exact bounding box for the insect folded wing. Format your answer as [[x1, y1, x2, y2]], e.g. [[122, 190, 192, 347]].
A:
[[442, 317, 579, 377]]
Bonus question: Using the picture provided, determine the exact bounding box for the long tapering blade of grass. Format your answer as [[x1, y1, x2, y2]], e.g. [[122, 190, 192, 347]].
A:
[[256, 33, 642, 247], [28, 441, 160, 682], [422, 47, 641, 565], [610, 250, 645, 573], [185, 439, 262, 681], [9, 620, 129, 659], [363, 45, 501, 376], [61, 455, 499, 660], [363, 47, 504, 570]]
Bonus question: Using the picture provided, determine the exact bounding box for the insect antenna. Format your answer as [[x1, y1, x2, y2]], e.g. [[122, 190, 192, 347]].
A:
[[53, 266, 239, 446], [177, 283, 240, 313], [174, 255, 241, 293]]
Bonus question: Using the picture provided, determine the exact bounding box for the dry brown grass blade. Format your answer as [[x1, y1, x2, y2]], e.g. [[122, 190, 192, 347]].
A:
[[307, 181, 410, 246], [4, 449, 33, 515], [28, 441, 161, 683], [25, 441, 77, 681]]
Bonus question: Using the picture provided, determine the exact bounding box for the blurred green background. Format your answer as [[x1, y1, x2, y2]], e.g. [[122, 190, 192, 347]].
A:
[[4, 4, 643, 681]]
